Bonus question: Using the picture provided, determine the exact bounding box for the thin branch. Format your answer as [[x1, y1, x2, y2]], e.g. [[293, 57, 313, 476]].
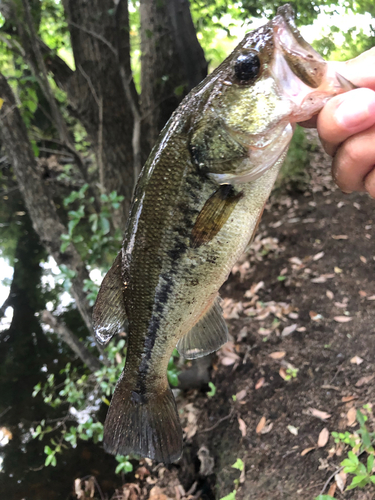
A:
[[42, 310, 101, 373], [199, 408, 235, 433], [68, 21, 117, 55]]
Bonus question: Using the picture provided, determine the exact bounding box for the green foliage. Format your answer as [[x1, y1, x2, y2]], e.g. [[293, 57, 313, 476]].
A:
[[60, 185, 124, 269], [31, 338, 180, 470], [328, 407, 375, 493], [277, 126, 310, 189], [207, 381, 217, 398], [284, 367, 299, 381], [115, 455, 133, 475]]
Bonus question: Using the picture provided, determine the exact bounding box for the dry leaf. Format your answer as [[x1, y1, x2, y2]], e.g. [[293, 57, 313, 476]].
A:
[[287, 425, 299, 436], [269, 351, 286, 360], [347, 407, 357, 427], [236, 389, 247, 402], [308, 408, 331, 420], [328, 482, 337, 497], [359, 290, 367, 297], [356, 374, 375, 387], [309, 311, 323, 321], [334, 266, 342, 273], [301, 447, 315, 456], [149, 486, 168, 500], [335, 471, 347, 492], [256, 416, 266, 434], [313, 251, 325, 261], [261, 422, 273, 434], [238, 417, 247, 437], [279, 367, 287, 380], [341, 395, 356, 403], [360, 256, 367, 264], [332, 234, 348, 240], [367, 295, 375, 301], [255, 377, 265, 390], [350, 355, 363, 365], [333, 316, 352, 323], [326, 290, 334, 300], [281, 324, 297, 337], [318, 428, 329, 447]]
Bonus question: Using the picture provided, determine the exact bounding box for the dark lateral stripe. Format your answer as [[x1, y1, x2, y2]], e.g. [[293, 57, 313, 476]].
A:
[[191, 184, 243, 248]]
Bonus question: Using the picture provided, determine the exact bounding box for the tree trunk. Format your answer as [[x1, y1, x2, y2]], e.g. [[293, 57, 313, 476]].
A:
[[61, 0, 136, 229], [0, 73, 93, 335], [140, 0, 207, 152]]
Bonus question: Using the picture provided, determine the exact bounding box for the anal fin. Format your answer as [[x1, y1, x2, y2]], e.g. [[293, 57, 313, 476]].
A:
[[93, 252, 127, 345], [177, 296, 228, 359]]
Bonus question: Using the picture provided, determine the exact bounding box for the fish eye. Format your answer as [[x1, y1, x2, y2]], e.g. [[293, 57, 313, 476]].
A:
[[234, 51, 260, 83]]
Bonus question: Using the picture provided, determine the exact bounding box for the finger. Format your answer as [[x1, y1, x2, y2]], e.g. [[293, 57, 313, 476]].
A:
[[364, 168, 375, 198], [332, 123, 375, 194], [317, 88, 375, 156], [334, 47, 375, 91]]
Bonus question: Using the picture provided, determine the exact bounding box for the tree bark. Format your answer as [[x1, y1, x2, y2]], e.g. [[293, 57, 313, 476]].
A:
[[0, 73, 93, 335], [62, 0, 136, 228], [140, 0, 207, 152]]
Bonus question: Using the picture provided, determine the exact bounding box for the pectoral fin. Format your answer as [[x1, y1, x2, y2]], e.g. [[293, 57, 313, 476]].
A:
[[191, 184, 243, 248], [177, 296, 228, 359], [93, 252, 127, 345]]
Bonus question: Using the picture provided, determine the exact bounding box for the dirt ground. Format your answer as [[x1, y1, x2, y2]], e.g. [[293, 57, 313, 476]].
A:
[[80, 132, 375, 500]]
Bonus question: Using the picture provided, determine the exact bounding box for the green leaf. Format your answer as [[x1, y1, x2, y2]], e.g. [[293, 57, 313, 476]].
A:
[[207, 381, 216, 398], [368, 455, 374, 473], [314, 496, 335, 500], [44, 445, 52, 455], [232, 458, 244, 471], [168, 371, 179, 387], [45, 454, 54, 466], [219, 491, 236, 500], [346, 475, 368, 490]]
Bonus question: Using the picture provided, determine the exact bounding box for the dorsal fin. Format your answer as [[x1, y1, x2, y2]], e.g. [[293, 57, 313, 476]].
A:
[[93, 252, 127, 345], [177, 297, 228, 359]]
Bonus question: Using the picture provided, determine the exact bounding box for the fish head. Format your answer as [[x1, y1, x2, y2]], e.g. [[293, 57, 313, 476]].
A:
[[190, 4, 354, 184]]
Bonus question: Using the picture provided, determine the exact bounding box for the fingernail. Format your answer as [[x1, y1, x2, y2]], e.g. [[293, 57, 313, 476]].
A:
[[335, 89, 375, 129]]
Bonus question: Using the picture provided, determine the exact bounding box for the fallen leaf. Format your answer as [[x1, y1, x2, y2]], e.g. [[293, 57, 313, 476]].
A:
[[341, 395, 356, 403], [332, 234, 348, 240], [347, 407, 357, 427], [326, 290, 334, 300], [279, 367, 287, 380], [269, 351, 286, 360], [301, 447, 315, 456], [308, 408, 331, 420], [281, 324, 297, 337], [235, 389, 247, 401], [328, 482, 337, 497], [256, 416, 266, 434], [353, 202, 361, 210], [261, 422, 273, 434], [313, 251, 325, 261], [359, 290, 367, 297], [238, 417, 247, 437], [356, 374, 375, 387], [360, 256, 367, 264], [318, 428, 329, 447], [149, 486, 168, 500], [333, 316, 352, 323], [367, 295, 375, 301], [335, 471, 347, 492], [350, 355, 363, 365], [287, 425, 298, 436], [309, 311, 323, 321], [255, 377, 265, 390], [334, 266, 342, 273]]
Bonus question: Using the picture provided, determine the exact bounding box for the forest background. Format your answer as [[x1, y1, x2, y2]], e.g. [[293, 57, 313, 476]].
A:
[[0, 0, 374, 499]]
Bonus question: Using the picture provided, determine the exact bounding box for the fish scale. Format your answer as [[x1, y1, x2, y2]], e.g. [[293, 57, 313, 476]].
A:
[[93, 4, 354, 463]]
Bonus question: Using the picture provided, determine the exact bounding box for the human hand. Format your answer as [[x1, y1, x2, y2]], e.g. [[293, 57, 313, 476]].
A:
[[301, 47, 375, 197]]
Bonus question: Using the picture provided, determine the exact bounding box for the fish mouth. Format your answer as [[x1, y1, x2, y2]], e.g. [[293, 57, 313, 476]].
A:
[[271, 4, 355, 122]]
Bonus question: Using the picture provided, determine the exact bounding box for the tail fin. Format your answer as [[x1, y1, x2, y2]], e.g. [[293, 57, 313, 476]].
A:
[[103, 375, 183, 463]]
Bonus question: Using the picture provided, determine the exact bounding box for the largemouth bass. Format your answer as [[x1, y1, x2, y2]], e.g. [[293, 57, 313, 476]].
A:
[[93, 4, 353, 463]]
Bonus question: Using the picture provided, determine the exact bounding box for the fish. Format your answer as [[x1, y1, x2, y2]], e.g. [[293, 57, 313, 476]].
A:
[[93, 4, 354, 464]]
